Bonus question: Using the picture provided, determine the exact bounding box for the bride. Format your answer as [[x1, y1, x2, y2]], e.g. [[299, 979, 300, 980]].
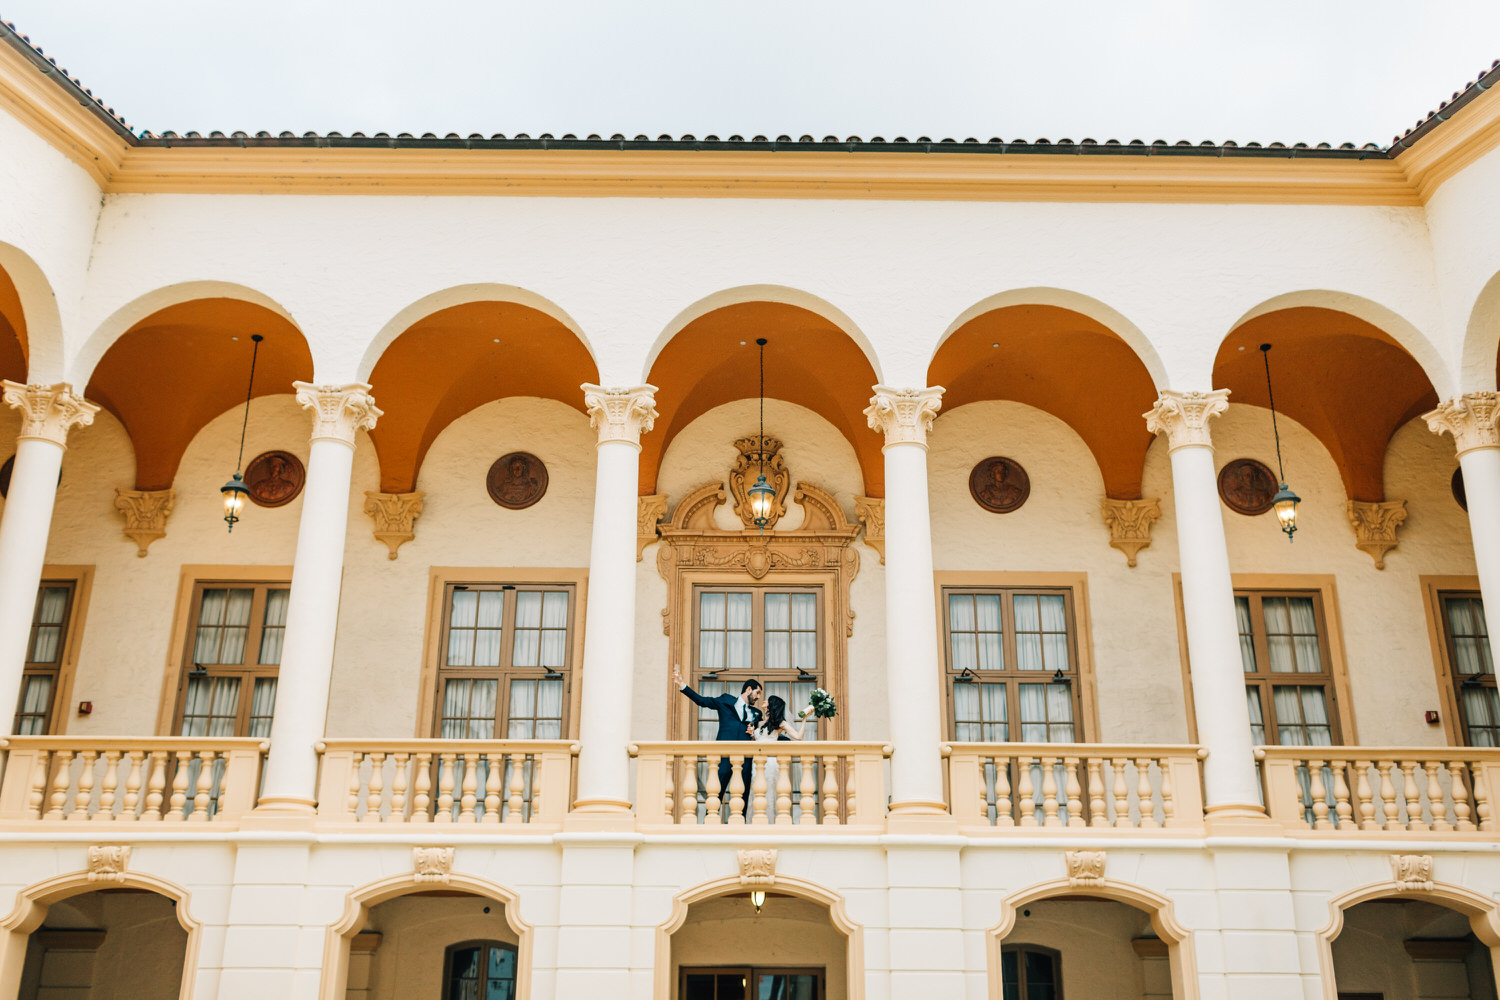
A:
[[751, 695, 808, 801]]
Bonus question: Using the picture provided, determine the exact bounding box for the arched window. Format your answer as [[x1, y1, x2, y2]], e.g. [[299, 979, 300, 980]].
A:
[[444, 940, 518, 1000], [1000, 944, 1061, 1000]]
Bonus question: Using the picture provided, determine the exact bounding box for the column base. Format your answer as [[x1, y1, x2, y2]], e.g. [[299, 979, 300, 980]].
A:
[[886, 799, 959, 834], [564, 799, 637, 832], [242, 797, 318, 831], [1204, 802, 1280, 837]]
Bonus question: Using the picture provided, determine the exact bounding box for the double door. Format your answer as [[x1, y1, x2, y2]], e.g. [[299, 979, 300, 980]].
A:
[[682, 966, 823, 1000]]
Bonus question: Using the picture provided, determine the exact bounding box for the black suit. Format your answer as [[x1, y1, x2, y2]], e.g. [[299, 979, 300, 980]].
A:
[[679, 685, 760, 800]]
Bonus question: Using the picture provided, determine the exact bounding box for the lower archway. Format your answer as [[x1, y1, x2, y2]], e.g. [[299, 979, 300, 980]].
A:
[[656, 874, 863, 1000]]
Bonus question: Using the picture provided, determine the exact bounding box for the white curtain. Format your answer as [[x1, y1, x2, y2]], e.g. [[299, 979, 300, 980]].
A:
[[16, 676, 50, 734], [1235, 597, 1257, 673], [1273, 686, 1332, 746], [699, 593, 725, 670], [766, 593, 789, 669], [30, 587, 67, 662], [1245, 686, 1266, 744], [441, 678, 496, 739], [726, 593, 751, 668], [473, 591, 505, 666], [1463, 688, 1499, 746], [257, 589, 290, 665], [1450, 599, 1493, 676], [248, 678, 278, 739]]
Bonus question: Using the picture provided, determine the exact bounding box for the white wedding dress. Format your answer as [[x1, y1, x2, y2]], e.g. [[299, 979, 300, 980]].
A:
[[751, 724, 785, 802]]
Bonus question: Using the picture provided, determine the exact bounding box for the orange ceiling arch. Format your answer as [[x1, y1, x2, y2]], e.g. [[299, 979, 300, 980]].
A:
[[929, 304, 1159, 500], [642, 302, 883, 497], [367, 301, 599, 493], [86, 298, 313, 491], [1214, 307, 1437, 503], [0, 266, 28, 383]]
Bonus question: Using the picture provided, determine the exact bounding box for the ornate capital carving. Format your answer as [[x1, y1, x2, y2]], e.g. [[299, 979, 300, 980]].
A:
[[737, 848, 778, 886], [1, 381, 99, 446], [637, 493, 668, 560], [583, 383, 658, 446], [364, 491, 424, 559], [1065, 850, 1106, 886], [1425, 393, 1500, 456], [87, 845, 131, 883], [729, 436, 791, 529], [294, 382, 381, 445], [854, 496, 885, 564], [1144, 389, 1230, 451], [413, 846, 454, 883], [1100, 498, 1161, 568], [1346, 500, 1408, 570], [1390, 853, 1434, 891], [865, 385, 943, 447], [113, 488, 175, 557]]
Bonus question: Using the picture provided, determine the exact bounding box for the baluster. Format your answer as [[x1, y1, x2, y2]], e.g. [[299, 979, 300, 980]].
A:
[[1331, 760, 1352, 829], [485, 755, 505, 823], [26, 753, 49, 820], [1160, 758, 1176, 826], [1063, 757, 1084, 828], [1087, 758, 1108, 828], [1472, 759, 1493, 831], [166, 751, 191, 822], [1356, 760, 1378, 830], [412, 753, 433, 822], [847, 757, 858, 821], [43, 750, 71, 820], [1450, 759, 1475, 831], [363, 752, 386, 823], [435, 753, 456, 822], [94, 751, 121, 821], [142, 752, 168, 822], [751, 753, 768, 825], [776, 754, 793, 824], [190, 751, 216, 821], [458, 753, 479, 822], [1017, 756, 1037, 827], [1040, 757, 1060, 827], [70, 751, 97, 821], [682, 756, 703, 826], [1308, 759, 1330, 829], [1111, 758, 1131, 828], [727, 755, 746, 825], [1399, 760, 1425, 831], [705, 761, 723, 825], [820, 754, 840, 825], [1378, 760, 1400, 831], [390, 753, 410, 822], [1134, 757, 1159, 829], [664, 758, 677, 823], [119, 751, 144, 822], [506, 756, 526, 824], [346, 751, 365, 819], [995, 758, 1013, 827], [1425, 760, 1450, 832], [529, 755, 543, 823], [798, 756, 817, 826]]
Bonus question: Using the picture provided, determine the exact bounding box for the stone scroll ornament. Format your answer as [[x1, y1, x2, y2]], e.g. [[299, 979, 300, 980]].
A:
[[969, 456, 1030, 514], [487, 452, 548, 510]]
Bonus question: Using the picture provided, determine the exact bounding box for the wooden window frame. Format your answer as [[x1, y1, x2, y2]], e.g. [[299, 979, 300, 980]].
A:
[[1173, 573, 1355, 746], [679, 965, 826, 999], [169, 578, 290, 738], [1421, 575, 1490, 747], [1236, 589, 1342, 745], [14, 566, 93, 736], [999, 944, 1063, 1000], [418, 567, 588, 739], [442, 939, 518, 1000], [932, 572, 1099, 743]]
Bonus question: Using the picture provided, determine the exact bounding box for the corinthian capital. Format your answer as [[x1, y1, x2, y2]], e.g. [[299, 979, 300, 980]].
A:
[[583, 384, 658, 446], [1144, 389, 1230, 451], [294, 382, 382, 445], [865, 385, 944, 447], [2, 381, 99, 446], [1424, 393, 1500, 456]]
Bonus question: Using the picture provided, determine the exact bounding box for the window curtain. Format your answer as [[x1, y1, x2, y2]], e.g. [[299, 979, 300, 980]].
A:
[[1235, 597, 1256, 673], [258, 589, 289, 665]]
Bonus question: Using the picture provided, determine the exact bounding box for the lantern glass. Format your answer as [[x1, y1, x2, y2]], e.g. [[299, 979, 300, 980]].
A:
[[221, 474, 249, 532], [750, 890, 766, 914], [1272, 483, 1300, 539], [748, 475, 775, 526]]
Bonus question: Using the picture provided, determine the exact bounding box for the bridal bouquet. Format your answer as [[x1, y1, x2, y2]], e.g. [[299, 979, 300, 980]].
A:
[[799, 687, 837, 720]]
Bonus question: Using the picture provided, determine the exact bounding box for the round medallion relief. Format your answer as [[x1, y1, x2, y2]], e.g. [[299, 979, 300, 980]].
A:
[[1217, 458, 1278, 516], [1453, 467, 1468, 512], [969, 456, 1030, 514], [487, 452, 548, 510], [244, 450, 306, 508]]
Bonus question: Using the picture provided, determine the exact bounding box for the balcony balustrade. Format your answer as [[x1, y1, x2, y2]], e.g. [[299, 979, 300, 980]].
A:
[[0, 737, 267, 825]]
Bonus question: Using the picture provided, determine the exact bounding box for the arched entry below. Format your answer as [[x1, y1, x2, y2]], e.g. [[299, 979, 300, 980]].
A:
[[657, 873, 863, 1000]]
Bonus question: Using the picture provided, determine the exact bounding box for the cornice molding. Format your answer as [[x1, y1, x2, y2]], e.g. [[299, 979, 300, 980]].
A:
[[1395, 81, 1500, 200], [0, 42, 123, 185]]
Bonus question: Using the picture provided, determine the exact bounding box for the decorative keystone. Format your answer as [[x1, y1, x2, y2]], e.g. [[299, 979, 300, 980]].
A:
[[1, 381, 99, 446], [737, 848, 777, 886], [364, 491, 424, 559], [1100, 497, 1161, 568], [854, 496, 885, 563], [583, 384, 658, 446], [1391, 854, 1434, 891], [1346, 500, 1408, 570], [1424, 393, 1500, 457], [637, 493, 668, 560], [294, 382, 381, 445], [113, 488, 175, 557], [1066, 850, 1106, 886], [413, 846, 455, 884], [865, 386, 944, 447], [86, 845, 131, 883], [1144, 390, 1230, 451]]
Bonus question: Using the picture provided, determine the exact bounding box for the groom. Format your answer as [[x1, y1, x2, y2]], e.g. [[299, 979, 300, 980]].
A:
[[673, 667, 762, 804]]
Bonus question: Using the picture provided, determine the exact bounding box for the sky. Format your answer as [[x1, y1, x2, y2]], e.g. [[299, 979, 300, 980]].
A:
[[2, 1, 1499, 146]]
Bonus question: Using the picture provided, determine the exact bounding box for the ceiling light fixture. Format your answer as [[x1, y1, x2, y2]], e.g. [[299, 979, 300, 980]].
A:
[[220, 334, 263, 532], [747, 337, 775, 531], [1260, 343, 1300, 542]]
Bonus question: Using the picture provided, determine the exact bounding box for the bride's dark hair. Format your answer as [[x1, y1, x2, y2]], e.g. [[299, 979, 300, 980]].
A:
[[760, 694, 787, 734]]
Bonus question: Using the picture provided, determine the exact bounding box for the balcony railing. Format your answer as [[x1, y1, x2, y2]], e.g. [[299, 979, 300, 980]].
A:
[[631, 741, 891, 829], [945, 743, 1207, 832], [0, 737, 267, 824], [1259, 746, 1499, 835], [315, 740, 578, 827]]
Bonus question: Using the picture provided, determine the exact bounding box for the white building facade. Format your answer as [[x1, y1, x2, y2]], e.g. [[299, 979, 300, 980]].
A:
[[1, 22, 1500, 1000]]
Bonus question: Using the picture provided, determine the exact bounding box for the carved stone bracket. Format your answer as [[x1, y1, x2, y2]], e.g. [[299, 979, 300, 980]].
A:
[[1347, 500, 1408, 569], [294, 382, 382, 445], [1425, 392, 1500, 457], [413, 846, 455, 883], [853, 496, 885, 564], [1144, 390, 1230, 451], [87, 845, 131, 883], [2, 381, 99, 446], [730, 436, 791, 529], [637, 493, 669, 560], [364, 491, 424, 559], [1065, 850, 1106, 886], [738, 848, 778, 886], [1100, 497, 1161, 568], [1390, 853, 1434, 891], [113, 488, 175, 557]]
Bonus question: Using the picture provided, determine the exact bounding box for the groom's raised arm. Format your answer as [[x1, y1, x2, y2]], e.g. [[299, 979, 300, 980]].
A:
[[673, 666, 716, 709]]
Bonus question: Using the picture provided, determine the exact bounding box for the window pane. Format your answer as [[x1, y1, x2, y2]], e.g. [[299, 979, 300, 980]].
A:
[[450, 590, 478, 629], [258, 589, 290, 665], [792, 632, 817, 672], [765, 593, 789, 630], [218, 590, 253, 664], [791, 593, 816, 630], [765, 632, 790, 670], [248, 678, 277, 739], [440, 679, 497, 740], [14, 675, 52, 734], [1463, 687, 1500, 747], [181, 675, 240, 738], [700, 631, 725, 671], [727, 631, 752, 670], [28, 625, 62, 665], [29, 587, 69, 664], [950, 594, 975, 631], [1245, 686, 1266, 744], [725, 593, 752, 630], [700, 593, 725, 630], [1235, 596, 1257, 673], [951, 633, 977, 673], [1449, 597, 1494, 676], [1014, 595, 1039, 631]]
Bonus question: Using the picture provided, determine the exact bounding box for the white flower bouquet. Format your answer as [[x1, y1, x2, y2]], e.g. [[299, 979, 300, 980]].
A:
[[799, 687, 837, 720]]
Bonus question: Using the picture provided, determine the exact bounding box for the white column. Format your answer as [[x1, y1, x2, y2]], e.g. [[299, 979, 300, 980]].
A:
[[1145, 390, 1264, 814], [572, 384, 657, 815], [0, 382, 97, 734], [1426, 393, 1500, 669], [258, 383, 381, 812], [865, 386, 949, 817]]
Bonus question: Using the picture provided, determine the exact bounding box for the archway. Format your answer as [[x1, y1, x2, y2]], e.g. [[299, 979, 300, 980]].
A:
[[319, 871, 532, 1000], [0, 262, 31, 386], [1462, 269, 1500, 394], [0, 242, 63, 382], [656, 873, 864, 1000], [989, 878, 1196, 1000], [0, 869, 201, 1000]]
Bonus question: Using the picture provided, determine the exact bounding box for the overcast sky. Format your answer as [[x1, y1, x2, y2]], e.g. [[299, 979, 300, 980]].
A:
[[3, 1, 1498, 145]]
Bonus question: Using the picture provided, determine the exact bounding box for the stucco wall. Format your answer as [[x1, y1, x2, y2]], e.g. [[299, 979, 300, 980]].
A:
[[1331, 899, 1495, 1000], [19, 889, 186, 1000], [361, 895, 518, 1000], [1000, 899, 1159, 1000], [670, 895, 848, 1000]]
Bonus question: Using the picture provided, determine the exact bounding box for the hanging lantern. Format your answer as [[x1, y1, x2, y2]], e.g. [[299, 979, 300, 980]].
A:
[[221, 334, 264, 532], [750, 890, 766, 915], [750, 337, 774, 531], [1260, 343, 1299, 542]]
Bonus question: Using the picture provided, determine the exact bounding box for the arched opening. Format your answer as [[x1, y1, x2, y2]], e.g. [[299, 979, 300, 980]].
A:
[[1331, 897, 1498, 1000], [0, 242, 64, 382], [643, 298, 882, 498], [1463, 269, 1500, 393], [84, 297, 314, 491], [365, 299, 599, 493], [1215, 306, 1439, 504], [657, 875, 863, 1000], [929, 302, 1161, 500], [321, 872, 531, 1000], [0, 263, 31, 385]]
